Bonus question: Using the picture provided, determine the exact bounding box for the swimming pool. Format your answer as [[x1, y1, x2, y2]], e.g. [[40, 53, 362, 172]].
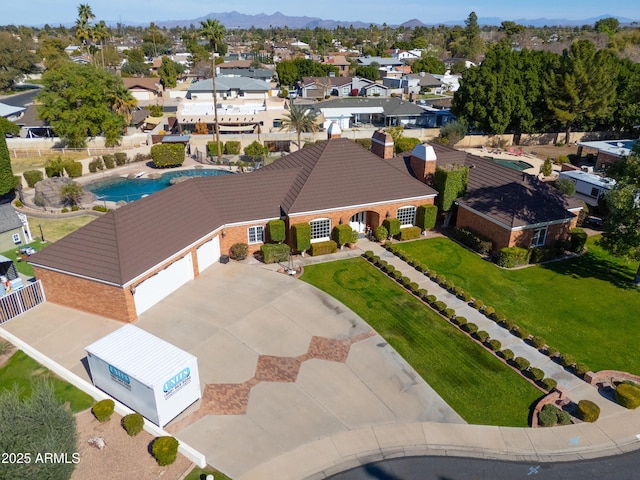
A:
[[87, 169, 232, 203], [491, 158, 534, 171]]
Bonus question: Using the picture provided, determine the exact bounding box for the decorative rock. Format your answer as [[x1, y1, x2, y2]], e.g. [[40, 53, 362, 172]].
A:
[[88, 436, 106, 450], [33, 177, 96, 207]]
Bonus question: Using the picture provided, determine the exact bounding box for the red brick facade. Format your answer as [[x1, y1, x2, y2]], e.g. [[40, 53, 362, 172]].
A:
[[457, 206, 578, 253], [219, 222, 272, 257]]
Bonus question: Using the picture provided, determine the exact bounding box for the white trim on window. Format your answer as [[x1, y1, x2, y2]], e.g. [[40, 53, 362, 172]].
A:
[[247, 225, 265, 245], [12, 233, 20, 244], [397, 206, 416, 227], [531, 227, 547, 247], [310, 218, 331, 242]]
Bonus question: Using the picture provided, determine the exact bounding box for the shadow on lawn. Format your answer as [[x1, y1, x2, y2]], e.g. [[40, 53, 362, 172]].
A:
[[539, 250, 637, 289]]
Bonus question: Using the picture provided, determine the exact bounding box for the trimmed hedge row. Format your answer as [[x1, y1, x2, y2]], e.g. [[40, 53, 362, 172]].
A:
[[309, 240, 338, 256], [451, 226, 493, 255], [615, 383, 640, 409]]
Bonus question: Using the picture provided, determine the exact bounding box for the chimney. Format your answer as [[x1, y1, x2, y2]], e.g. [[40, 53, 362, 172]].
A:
[[327, 121, 342, 139], [371, 130, 394, 159], [409, 143, 437, 184]]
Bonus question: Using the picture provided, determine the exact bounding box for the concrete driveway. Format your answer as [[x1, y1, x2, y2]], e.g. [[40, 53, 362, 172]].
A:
[[2, 262, 464, 479]]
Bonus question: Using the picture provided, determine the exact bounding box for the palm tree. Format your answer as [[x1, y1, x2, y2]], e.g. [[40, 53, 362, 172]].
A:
[[281, 103, 320, 149], [199, 19, 226, 162], [110, 83, 138, 132], [75, 3, 95, 60], [93, 20, 109, 68]]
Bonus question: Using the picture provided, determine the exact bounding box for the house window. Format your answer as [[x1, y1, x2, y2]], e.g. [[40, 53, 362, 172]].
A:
[[590, 187, 599, 198], [310, 218, 331, 242], [248, 226, 265, 244], [12, 233, 20, 244], [531, 228, 547, 247], [397, 206, 416, 227]]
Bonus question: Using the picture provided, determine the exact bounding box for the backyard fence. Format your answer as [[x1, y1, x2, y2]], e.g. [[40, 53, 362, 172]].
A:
[[0, 281, 46, 324]]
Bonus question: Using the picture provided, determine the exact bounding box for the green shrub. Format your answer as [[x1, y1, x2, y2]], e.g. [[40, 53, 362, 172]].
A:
[[615, 383, 640, 409], [292, 223, 311, 252], [382, 218, 401, 237], [444, 308, 456, 319], [426, 295, 437, 305], [514, 357, 530, 371], [416, 288, 428, 299], [384, 265, 396, 274], [560, 354, 576, 368], [570, 228, 588, 253], [14, 199, 22, 207], [444, 280, 455, 291], [542, 378, 558, 391], [415, 204, 438, 230], [92, 205, 110, 212], [574, 363, 590, 377], [309, 240, 338, 256], [435, 274, 446, 285], [151, 144, 186, 168], [538, 406, 558, 427], [501, 318, 516, 330], [530, 247, 557, 264], [267, 219, 286, 243], [102, 154, 116, 169], [364, 250, 375, 259], [546, 347, 559, 357], [482, 306, 495, 318], [122, 413, 144, 436], [64, 160, 83, 178], [473, 299, 484, 310], [576, 400, 600, 422], [355, 138, 372, 150], [376, 259, 386, 268], [229, 242, 249, 260], [513, 326, 530, 339], [529, 367, 545, 382], [61, 207, 69, 213], [88, 157, 104, 172], [400, 276, 411, 286], [333, 224, 354, 246], [460, 291, 472, 302], [428, 270, 438, 280], [23, 169, 44, 187], [463, 322, 478, 335], [453, 316, 467, 327], [475, 330, 489, 342], [374, 225, 388, 242], [44, 157, 66, 177], [224, 141, 241, 155], [434, 300, 447, 312], [531, 336, 547, 349], [488, 339, 501, 351], [92, 399, 115, 422], [557, 409, 572, 425], [152, 436, 180, 466], [114, 152, 128, 166], [395, 136, 421, 153], [392, 270, 402, 280], [207, 141, 224, 157], [409, 282, 420, 293], [498, 246, 531, 268], [415, 263, 428, 273], [452, 226, 493, 255], [501, 349, 514, 361], [261, 243, 292, 263], [71, 205, 79, 211], [396, 226, 421, 241]]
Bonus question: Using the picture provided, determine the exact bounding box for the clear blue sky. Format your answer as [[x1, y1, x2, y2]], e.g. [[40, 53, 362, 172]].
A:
[[4, 1, 639, 27]]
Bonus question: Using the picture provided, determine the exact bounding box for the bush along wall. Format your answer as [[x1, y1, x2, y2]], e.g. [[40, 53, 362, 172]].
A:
[[396, 226, 421, 241], [332, 224, 354, 248], [570, 228, 588, 253], [382, 218, 401, 237], [415, 204, 437, 231], [292, 223, 311, 253], [309, 240, 338, 256], [151, 144, 186, 168], [451, 227, 493, 255], [267, 219, 286, 243], [497, 246, 531, 268]]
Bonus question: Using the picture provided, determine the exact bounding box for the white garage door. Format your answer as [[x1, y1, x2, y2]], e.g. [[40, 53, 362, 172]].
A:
[[133, 254, 194, 316], [196, 235, 220, 273]]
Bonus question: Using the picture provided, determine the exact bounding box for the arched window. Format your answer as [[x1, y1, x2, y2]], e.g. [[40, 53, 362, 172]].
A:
[[310, 218, 331, 242], [396, 206, 416, 227]]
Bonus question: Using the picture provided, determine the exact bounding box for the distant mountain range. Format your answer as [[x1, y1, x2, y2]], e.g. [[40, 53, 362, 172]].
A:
[[153, 11, 638, 30]]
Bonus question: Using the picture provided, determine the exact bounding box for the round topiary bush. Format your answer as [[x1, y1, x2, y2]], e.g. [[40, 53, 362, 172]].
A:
[[443, 308, 456, 319], [529, 367, 545, 382], [531, 336, 547, 349], [475, 330, 489, 343], [426, 295, 437, 305], [229, 242, 249, 260], [513, 326, 530, 339], [461, 291, 472, 302], [374, 225, 388, 242], [392, 270, 402, 280], [557, 409, 572, 425], [463, 322, 478, 335], [542, 378, 558, 391], [400, 276, 411, 286], [472, 299, 484, 310], [615, 383, 640, 409], [576, 400, 600, 422], [493, 312, 506, 323], [435, 274, 446, 286], [434, 300, 447, 312], [546, 347, 559, 358], [514, 357, 531, 371], [152, 436, 180, 466], [574, 363, 590, 377], [488, 338, 501, 351], [92, 399, 115, 422], [538, 405, 558, 427], [501, 318, 516, 330], [364, 250, 374, 259], [482, 306, 495, 318], [501, 349, 514, 361], [417, 289, 428, 299], [409, 282, 420, 293], [453, 316, 467, 327], [122, 412, 144, 436], [560, 354, 576, 368]]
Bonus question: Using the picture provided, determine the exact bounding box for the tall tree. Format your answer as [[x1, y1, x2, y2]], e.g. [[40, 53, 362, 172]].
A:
[[93, 20, 109, 68], [199, 19, 226, 162], [461, 11, 484, 62], [75, 3, 95, 60], [0, 122, 16, 197], [280, 103, 319, 149], [37, 63, 131, 147], [546, 40, 618, 145], [599, 151, 640, 285], [0, 32, 38, 92]]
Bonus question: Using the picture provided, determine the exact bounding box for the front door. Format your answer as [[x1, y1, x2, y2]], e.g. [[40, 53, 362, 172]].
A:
[[350, 212, 367, 233]]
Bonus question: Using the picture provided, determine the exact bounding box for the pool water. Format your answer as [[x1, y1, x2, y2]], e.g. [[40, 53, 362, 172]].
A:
[[492, 158, 534, 171], [87, 169, 232, 202]]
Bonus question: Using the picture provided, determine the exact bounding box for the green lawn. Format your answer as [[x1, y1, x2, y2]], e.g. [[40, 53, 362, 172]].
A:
[[301, 258, 543, 427], [0, 350, 94, 412], [184, 466, 233, 480], [393, 236, 640, 374], [2, 238, 47, 277]]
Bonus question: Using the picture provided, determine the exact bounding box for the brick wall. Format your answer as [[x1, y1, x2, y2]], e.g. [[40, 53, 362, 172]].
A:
[[371, 130, 394, 159], [219, 222, 270, 256], [596, 152, 622, 170], [34, 267, 137, 323]]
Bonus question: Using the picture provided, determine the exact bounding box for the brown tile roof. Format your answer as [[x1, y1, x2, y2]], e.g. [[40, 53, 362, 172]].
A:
[[261, 138, 436, 215], [218, 60, 252, 69], [301, 76, 354, 88], [122, 77, 161, 92], [429, 143, 582, 228], [30, 138, 436, 285], [321, 55, 350, 66]]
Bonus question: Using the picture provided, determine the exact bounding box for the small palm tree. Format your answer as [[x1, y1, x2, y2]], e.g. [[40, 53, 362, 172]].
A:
[[60, 182, 84, 207], [281, 104, 320, 149], [199, 19, 226, 162], [110, 83, 138, 131]]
